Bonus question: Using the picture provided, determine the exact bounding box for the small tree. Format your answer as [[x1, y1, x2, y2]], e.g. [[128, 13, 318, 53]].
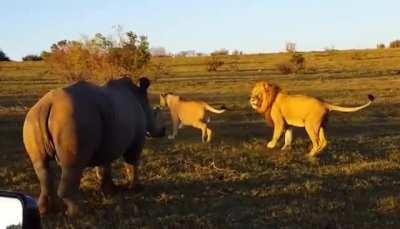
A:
[[376, 43, 385, 49], [0, 49, 10, 61], [285, 42, 296, 53]]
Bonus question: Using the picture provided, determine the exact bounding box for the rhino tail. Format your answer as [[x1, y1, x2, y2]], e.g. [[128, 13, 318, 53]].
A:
[[23, 97, 55, 161]]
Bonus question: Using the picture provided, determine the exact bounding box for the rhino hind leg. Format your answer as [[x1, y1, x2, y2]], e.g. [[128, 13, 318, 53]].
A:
[[96, 165, 117, 195], [32, 159, 55, 215], [57, 166, 83, 216]]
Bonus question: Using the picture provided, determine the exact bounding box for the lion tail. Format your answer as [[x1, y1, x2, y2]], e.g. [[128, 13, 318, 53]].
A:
[[326, 94, 374, 112], [204, 103, 226, 114]]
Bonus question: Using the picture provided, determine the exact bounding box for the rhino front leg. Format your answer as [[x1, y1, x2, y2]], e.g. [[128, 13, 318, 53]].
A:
[[123, 140, 143, 191], [96, 165, 116, 195], [124, 162, 141, 191], [57, 166, 83, 217]]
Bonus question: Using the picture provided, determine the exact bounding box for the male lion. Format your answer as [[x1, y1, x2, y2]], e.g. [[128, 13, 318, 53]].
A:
[[160, 93, 226, 142], [249, 81, 374, 157], [23, 77, 165, 216]]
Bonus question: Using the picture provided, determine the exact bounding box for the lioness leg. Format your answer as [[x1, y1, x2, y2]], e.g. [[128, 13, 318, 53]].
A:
[[316, 127, 327, 154], [57, 166, 83, 216], [267, 115, 285, 149], [168, 113, 180, 139], [206, 128, 212, 142], [281, 128, 293, 150], [32, 159, 55, 215], [192, 121, 208, 142], [305, 123, 320, 157]]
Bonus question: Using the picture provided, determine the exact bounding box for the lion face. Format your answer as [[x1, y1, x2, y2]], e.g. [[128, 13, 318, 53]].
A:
[[250, 82, 280, 114], [249, 82, 267, 111]]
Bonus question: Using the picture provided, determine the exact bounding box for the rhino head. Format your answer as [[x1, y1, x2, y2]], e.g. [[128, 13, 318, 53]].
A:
[[137, 77, 166, 138]]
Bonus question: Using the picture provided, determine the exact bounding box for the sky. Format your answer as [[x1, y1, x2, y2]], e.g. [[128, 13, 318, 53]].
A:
[[0, 0, 399, 60]]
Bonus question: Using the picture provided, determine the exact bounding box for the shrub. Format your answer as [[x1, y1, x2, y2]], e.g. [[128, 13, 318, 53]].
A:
[[207, 56, 224, 72], [211, 49, 229, 56], [22, 54, 43, 61], [0, 49, 10, 61], [276, 62, 295, 74], [376, 43, 385, 49], [389, 40, 400, 48], [44, 31, 151, 82], [276, 52, 306, 74]]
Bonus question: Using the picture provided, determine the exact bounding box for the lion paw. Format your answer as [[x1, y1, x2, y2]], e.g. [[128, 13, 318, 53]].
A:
[[267, 141, 276, 148]]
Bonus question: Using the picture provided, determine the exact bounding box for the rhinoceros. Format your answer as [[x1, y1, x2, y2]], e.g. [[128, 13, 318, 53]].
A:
[[23, 77, 165, 216]]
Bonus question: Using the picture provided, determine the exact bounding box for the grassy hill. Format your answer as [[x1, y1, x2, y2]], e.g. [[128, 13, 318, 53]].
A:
[[0, 48, 400, 228]]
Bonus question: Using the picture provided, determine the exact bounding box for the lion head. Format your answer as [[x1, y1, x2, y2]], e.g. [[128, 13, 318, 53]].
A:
[[249, 81, 280, 114]]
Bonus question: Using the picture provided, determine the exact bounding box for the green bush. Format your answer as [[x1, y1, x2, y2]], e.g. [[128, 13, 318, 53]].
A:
[[0, 49, 10, 61], [22, 54, 43, 61]]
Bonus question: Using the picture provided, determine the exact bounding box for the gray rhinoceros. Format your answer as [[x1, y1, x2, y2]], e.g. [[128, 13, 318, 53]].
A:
[[23, 77, 165, 216]]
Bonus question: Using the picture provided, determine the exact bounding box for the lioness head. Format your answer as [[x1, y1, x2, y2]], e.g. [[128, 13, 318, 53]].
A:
[[136, 77, 165, 137], [249, 81, 280, 113]]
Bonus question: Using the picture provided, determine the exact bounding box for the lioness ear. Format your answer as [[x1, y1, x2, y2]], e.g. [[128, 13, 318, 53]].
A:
[[139, 77, 150, 91]]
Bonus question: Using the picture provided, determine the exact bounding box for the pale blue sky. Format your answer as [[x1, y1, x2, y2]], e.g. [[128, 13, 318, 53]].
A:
[[1, 0, 399, 60]]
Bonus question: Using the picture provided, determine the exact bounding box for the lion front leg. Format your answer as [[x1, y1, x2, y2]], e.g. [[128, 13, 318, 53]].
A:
[[267, 114, 285, 149]]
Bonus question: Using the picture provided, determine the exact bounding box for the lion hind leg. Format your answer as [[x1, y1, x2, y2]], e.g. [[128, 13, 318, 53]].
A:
[[305, 123, 320, 157], [281, 128, 293, 150]]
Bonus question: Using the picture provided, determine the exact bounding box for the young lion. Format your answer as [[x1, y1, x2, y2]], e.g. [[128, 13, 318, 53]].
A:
[[160, 93, 226, 142]]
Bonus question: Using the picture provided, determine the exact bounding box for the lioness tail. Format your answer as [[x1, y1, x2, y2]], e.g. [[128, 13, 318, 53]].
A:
[[205, 103, 226, 114], [326, 94, 374, 112]]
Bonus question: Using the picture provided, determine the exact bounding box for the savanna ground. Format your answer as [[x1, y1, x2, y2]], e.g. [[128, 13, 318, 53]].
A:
[[0, 48, 400, 228]]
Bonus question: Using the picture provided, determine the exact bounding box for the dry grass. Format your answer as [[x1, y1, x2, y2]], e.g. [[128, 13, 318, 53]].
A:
[[0, 48, 400, 228]]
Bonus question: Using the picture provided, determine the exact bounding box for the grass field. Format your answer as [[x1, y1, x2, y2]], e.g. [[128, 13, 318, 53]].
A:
[[1, 48, 400, 228]]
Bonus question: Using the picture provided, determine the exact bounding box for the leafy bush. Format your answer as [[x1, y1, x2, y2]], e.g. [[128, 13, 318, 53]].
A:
[[389, 40, 400, 48], [44, 31, 151, 82], [207, 56, 224, 72], [22, 54, 43, 61], [0, 49, 10, 61], [276, 62, 295, 74]]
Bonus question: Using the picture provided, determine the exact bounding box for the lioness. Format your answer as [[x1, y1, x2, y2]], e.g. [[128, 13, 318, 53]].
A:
[[160, 93, 226, 142], [23, 77, 165, 216], [249, 81, 374, 157]]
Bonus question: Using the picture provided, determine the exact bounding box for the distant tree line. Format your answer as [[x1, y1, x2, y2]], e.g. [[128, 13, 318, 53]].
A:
[[377, 39, 400, 49]]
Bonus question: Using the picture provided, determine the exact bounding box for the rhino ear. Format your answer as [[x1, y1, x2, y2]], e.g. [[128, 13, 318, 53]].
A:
[[138, 77, 150, 91]]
